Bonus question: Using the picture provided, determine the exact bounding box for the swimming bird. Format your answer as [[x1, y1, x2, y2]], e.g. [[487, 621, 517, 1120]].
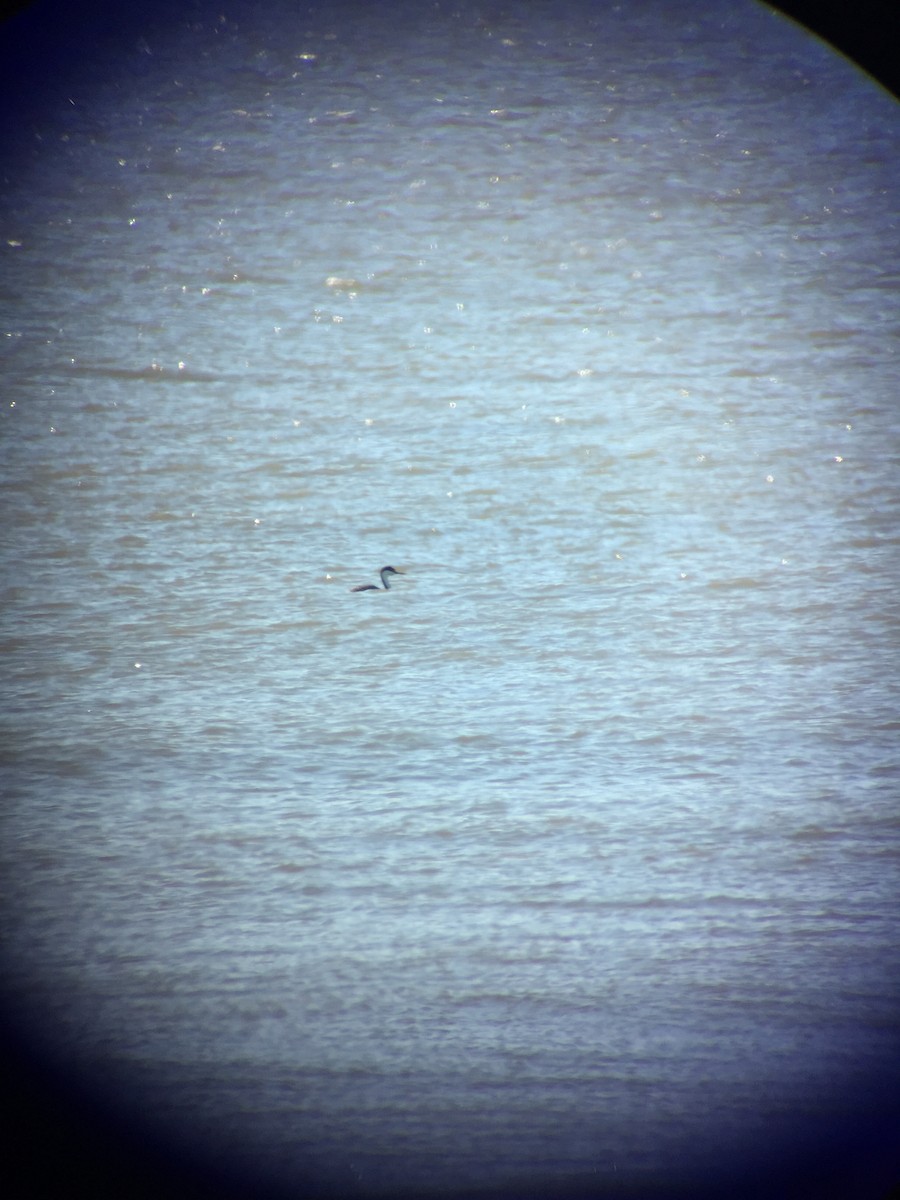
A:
[[350, 565, 404, 592]]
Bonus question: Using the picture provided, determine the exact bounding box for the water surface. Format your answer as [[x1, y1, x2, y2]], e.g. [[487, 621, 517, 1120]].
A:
[[1, 1, 899, 1196]]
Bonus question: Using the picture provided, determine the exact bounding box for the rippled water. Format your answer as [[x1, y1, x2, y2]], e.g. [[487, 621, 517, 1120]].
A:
[[2, 1, 899, 1196]]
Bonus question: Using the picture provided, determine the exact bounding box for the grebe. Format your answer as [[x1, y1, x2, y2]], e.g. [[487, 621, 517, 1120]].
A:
[[350, 565, 404, 592]]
